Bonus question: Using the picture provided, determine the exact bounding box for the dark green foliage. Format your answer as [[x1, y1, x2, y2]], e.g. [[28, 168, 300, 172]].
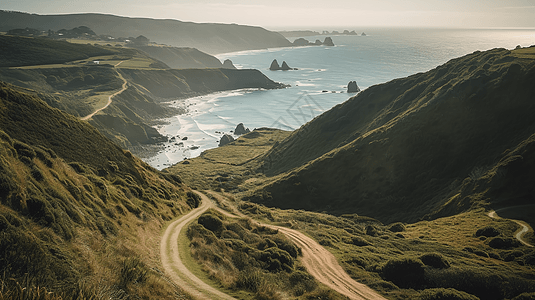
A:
[[186, 191, 201, 208], [13, 140, 35, 159], [475, 226, 500, 237], [0, 35, 116, 67], [259, 247, 293, 272], [388, 222, 406, 232], [382, 257, 425, 288], [488, 237, 520, 249], [419, 288, 480, 300], [198, 212, 224, 233], [235, 268, 262, 292], [420, 253, 450, 269]]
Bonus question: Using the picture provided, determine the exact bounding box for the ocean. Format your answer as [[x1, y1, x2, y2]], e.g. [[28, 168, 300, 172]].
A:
[[143, 28, 535, 170]]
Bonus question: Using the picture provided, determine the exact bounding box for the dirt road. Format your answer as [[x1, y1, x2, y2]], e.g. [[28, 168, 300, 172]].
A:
[[80, 62, 127, 121], [160, 194, 236, 300], [161, 191, 387, 300], [488, 209, 534, 247]]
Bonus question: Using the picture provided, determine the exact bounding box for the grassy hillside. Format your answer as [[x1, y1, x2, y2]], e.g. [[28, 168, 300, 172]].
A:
[[0, 35, 285, 150], [0, 10, 292, 54], [0, 82, 197, 298], [0, 35, 116, 67], [243, 47, 535, 223], [133, 45, 225, 69]]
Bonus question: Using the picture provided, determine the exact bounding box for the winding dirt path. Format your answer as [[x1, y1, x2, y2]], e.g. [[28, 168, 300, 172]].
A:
[[488, 208, 534, 247], [80, 61, 127, 121], [160, 193, 236, 300], [161, 191, 386, 300]]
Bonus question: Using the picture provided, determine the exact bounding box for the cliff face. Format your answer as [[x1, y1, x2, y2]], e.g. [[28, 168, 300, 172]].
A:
[[246, 47, 535, 223], [133, 46, 224, 69], [0, 11, 293, 54]]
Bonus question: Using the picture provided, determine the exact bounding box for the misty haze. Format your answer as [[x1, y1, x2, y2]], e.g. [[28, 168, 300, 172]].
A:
[[0, 1, 534, 300]]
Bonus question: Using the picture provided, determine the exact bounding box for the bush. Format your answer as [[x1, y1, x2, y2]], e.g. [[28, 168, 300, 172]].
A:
[[419, 288, 480, 300], [488, 237, 520, 249], [366, 225, 379, 236], [186, 191, 201, 208], [198, 212, 224, 233], [350, 236, 371, 246], [420, 253, 450, 269], [476, 226, 500, 237], [382, 257, 425, 288], [388, 222, 406, 232], [235, 269, 263, 292]]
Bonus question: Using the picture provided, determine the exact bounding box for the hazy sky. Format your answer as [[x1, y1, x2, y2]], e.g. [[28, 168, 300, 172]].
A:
[[3, 0, 535, 29]]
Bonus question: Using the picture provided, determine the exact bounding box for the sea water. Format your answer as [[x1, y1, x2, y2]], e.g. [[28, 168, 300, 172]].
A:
[[144, 28, 535, 170]]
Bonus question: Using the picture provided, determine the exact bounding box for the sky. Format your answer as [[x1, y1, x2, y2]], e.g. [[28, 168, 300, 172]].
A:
[[3, 0, 535, 29]]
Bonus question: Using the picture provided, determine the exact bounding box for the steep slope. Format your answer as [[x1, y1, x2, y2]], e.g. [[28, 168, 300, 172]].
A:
[[247, 47, 535, 223], [133, 45, 225, 69], [0, 10, 292, 54], [0, 81, 199, 298], [0, 36, 285, 149]]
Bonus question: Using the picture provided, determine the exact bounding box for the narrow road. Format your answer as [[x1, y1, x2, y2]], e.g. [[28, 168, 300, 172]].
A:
[[160, 193, 236, 300], [80, 61, 127, 121], [161, 191, 386, 300], [488, 208, 534, 247]]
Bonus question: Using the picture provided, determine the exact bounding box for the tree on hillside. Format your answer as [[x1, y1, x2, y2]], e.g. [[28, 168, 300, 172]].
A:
[[133, 35, 150, 45]]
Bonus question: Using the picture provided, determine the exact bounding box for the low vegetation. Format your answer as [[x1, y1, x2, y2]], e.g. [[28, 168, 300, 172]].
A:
[[0, 83, 194, 298], [186, 208, 346, 299]]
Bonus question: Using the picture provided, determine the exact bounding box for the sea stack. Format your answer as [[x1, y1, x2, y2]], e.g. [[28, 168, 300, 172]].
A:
[[234, 123, 251, 135], [347, 81, 361, 93], [269, 59, 281, 70], [219, 134, 235, 147], [222, 59, 237, 69], [280, 61, 292, 70], [323, 37, 335, 46]]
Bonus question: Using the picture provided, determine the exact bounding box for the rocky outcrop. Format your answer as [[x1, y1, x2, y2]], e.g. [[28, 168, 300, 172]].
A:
[[222, 59, 237, 69], [323, 37, 335, 46], [270, 59, 295, 71], [280, 61, 292, 71], [270, 59, 281, 70], [292, 37, 335, 47], [347, 81, 360, 93], [219, 134, 235, 147], [234, 123, 251, 135]]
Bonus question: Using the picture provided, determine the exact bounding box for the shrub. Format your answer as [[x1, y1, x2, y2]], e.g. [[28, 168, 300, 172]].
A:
[[382, 257, 425, 288], [235, 269, 263, 292], [186, 191, 201, 208], [198, 212, 224, 233], [476, 226, 500, 237], [419, 288, 480, 300], [388, 222, 406, 232], [420, 253, 450, 269], [488, 237, 520, 249]]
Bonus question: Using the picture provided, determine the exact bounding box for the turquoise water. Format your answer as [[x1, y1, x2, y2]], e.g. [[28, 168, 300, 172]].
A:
[[144, 28, 535, 169]]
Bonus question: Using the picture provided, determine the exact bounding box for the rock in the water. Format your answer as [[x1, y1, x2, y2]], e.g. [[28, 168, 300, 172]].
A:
[[347, 81, 360, 93], [280, 61, 292, 70], [323, 37, 335, 46], [234, 123, 251, 135], [219, 134, 235, 147], [270, 59, 281, 70], [222, 59, 237, 69], [293, 38, 310, 46]]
